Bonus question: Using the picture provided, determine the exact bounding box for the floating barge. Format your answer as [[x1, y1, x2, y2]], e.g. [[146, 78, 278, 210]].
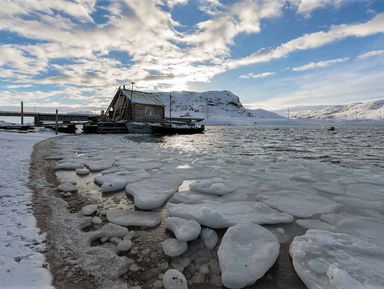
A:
[[83, 86, 205, 135]]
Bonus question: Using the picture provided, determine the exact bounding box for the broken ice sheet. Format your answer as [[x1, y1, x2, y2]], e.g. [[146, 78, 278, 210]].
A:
[[166, 201, 293, 229], [257, 191, 341, 218], [290, 229, 384, 289]]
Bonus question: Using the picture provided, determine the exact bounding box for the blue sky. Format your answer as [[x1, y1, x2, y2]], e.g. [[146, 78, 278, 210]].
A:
[[0, 0, 384, 112]]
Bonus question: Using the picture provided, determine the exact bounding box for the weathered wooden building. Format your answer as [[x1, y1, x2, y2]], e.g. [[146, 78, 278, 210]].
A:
[[105, 87, 165, 121]]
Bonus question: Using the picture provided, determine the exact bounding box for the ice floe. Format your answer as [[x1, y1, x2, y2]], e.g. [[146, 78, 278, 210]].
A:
[[290, 229, 384, 289], [344, 183, 384, 201], [161, 238, 188, 257], [117, 239, 133, 252], [56, 161, 84, 170], [170, 191, 218, 204], [218, 223, 280, 288], [166, 201, 293, 229], [163, 269, 188, 289], [189, 178, 236, 196], [89, 223, 129, 243], [321, 213, 384, 247], [126, 177, 180, 210], [85, 160, 115, 171], [295, 219, 339, 232], [95, 170, 151, 193], [76, 167, 90, 176], [258, 191, 341, 218], [165, 217, 201, 241], [81, 204, 98, 216], [56, 182, 77, 192], [106, 208, 161, 227], [200, 228, 218, 249]]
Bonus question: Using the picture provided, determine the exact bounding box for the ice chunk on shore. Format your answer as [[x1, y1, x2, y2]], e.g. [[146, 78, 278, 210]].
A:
[[89, 223, 129, 242], [258, 191, 341, 218], [117, 239, 133, 252], [95, 170, 151, 193], [126, 177, 180, 210], [170, 191, 218, 204], [290, 230, 384, 289], [106, 208, 161, 227], [344, 183, 384, 201], [201, 228, 218, 249], [321, 213, 384, 247], [85, 160, 115, 171], [56, 161, 84, 170], [56, 182, 77, 192], [163, 269, 188, 289], [333, 196, 384, 213], [81, 204, 98, 216], [166, 201, 293, 229], [162, 238, 188, 257], [295, 219, 339, 232], [218, 223, 280, 288], [312, 182, 345, 195], [101, 180, 127, 193], [76, 167, 90, 176], [190, 178, 236, 196], [165, 217, 201, 241]]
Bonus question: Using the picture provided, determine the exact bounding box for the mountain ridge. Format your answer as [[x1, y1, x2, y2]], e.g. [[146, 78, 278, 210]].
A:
[[153, 90, 283, 119], [291, 99, 384, 120]]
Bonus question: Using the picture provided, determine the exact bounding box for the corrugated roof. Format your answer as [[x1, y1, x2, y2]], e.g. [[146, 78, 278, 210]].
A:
[[121, 89, 165, 106]]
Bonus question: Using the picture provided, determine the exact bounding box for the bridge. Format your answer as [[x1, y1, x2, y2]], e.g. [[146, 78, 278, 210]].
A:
[[0, 110, 95, 125]]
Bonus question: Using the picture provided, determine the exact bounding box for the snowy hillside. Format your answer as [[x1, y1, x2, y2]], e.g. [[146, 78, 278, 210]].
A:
[[291, 99, 384, 120], [247, 108, 285, 119], [154, 90, 283, 119]]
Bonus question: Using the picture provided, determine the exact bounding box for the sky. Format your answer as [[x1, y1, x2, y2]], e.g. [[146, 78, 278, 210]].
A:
[[0, 0, 384, 112]]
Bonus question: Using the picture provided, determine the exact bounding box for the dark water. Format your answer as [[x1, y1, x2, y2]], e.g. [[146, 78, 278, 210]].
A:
[[162, 125, 384, 169]]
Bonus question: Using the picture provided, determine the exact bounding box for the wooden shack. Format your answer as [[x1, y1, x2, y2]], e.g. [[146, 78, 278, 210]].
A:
[[105, 87, 165, 122]]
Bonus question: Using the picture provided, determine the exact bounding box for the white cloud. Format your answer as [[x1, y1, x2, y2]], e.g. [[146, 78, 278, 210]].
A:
[[290, 0, 346, 15], [239, 71, 275, 79], [185, 0, 285, 60], [291, 57, 349, 71], [226, 13, 384, 69], [159, 0, 189, 8], [358, 49, 384, 59]]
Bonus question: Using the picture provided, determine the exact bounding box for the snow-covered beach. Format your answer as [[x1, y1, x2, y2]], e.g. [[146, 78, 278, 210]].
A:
[[2, 124, 384, 289], [0, 131, 53, 289]]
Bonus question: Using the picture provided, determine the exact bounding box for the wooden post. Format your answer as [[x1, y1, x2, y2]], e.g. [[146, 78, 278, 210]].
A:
[[21, 101, 24, 124], [55, 109, 58, 135], [169, 93, 172, 118], [131, 82, 135, 120]]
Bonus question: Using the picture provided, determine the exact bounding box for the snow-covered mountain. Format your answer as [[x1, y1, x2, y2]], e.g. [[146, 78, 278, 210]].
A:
[[291, 99, 384, 120], [154, 90, 283, 119]]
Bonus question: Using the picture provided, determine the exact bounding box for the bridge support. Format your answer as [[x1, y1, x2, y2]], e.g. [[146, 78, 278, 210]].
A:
[[21, 101, 24, 125]]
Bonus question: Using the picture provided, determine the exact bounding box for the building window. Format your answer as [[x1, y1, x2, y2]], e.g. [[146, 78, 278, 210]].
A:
[[145, 106, 155, 117]]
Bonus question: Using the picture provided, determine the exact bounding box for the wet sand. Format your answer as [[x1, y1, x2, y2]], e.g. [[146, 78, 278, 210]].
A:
[[29, 137, 308, 289]]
